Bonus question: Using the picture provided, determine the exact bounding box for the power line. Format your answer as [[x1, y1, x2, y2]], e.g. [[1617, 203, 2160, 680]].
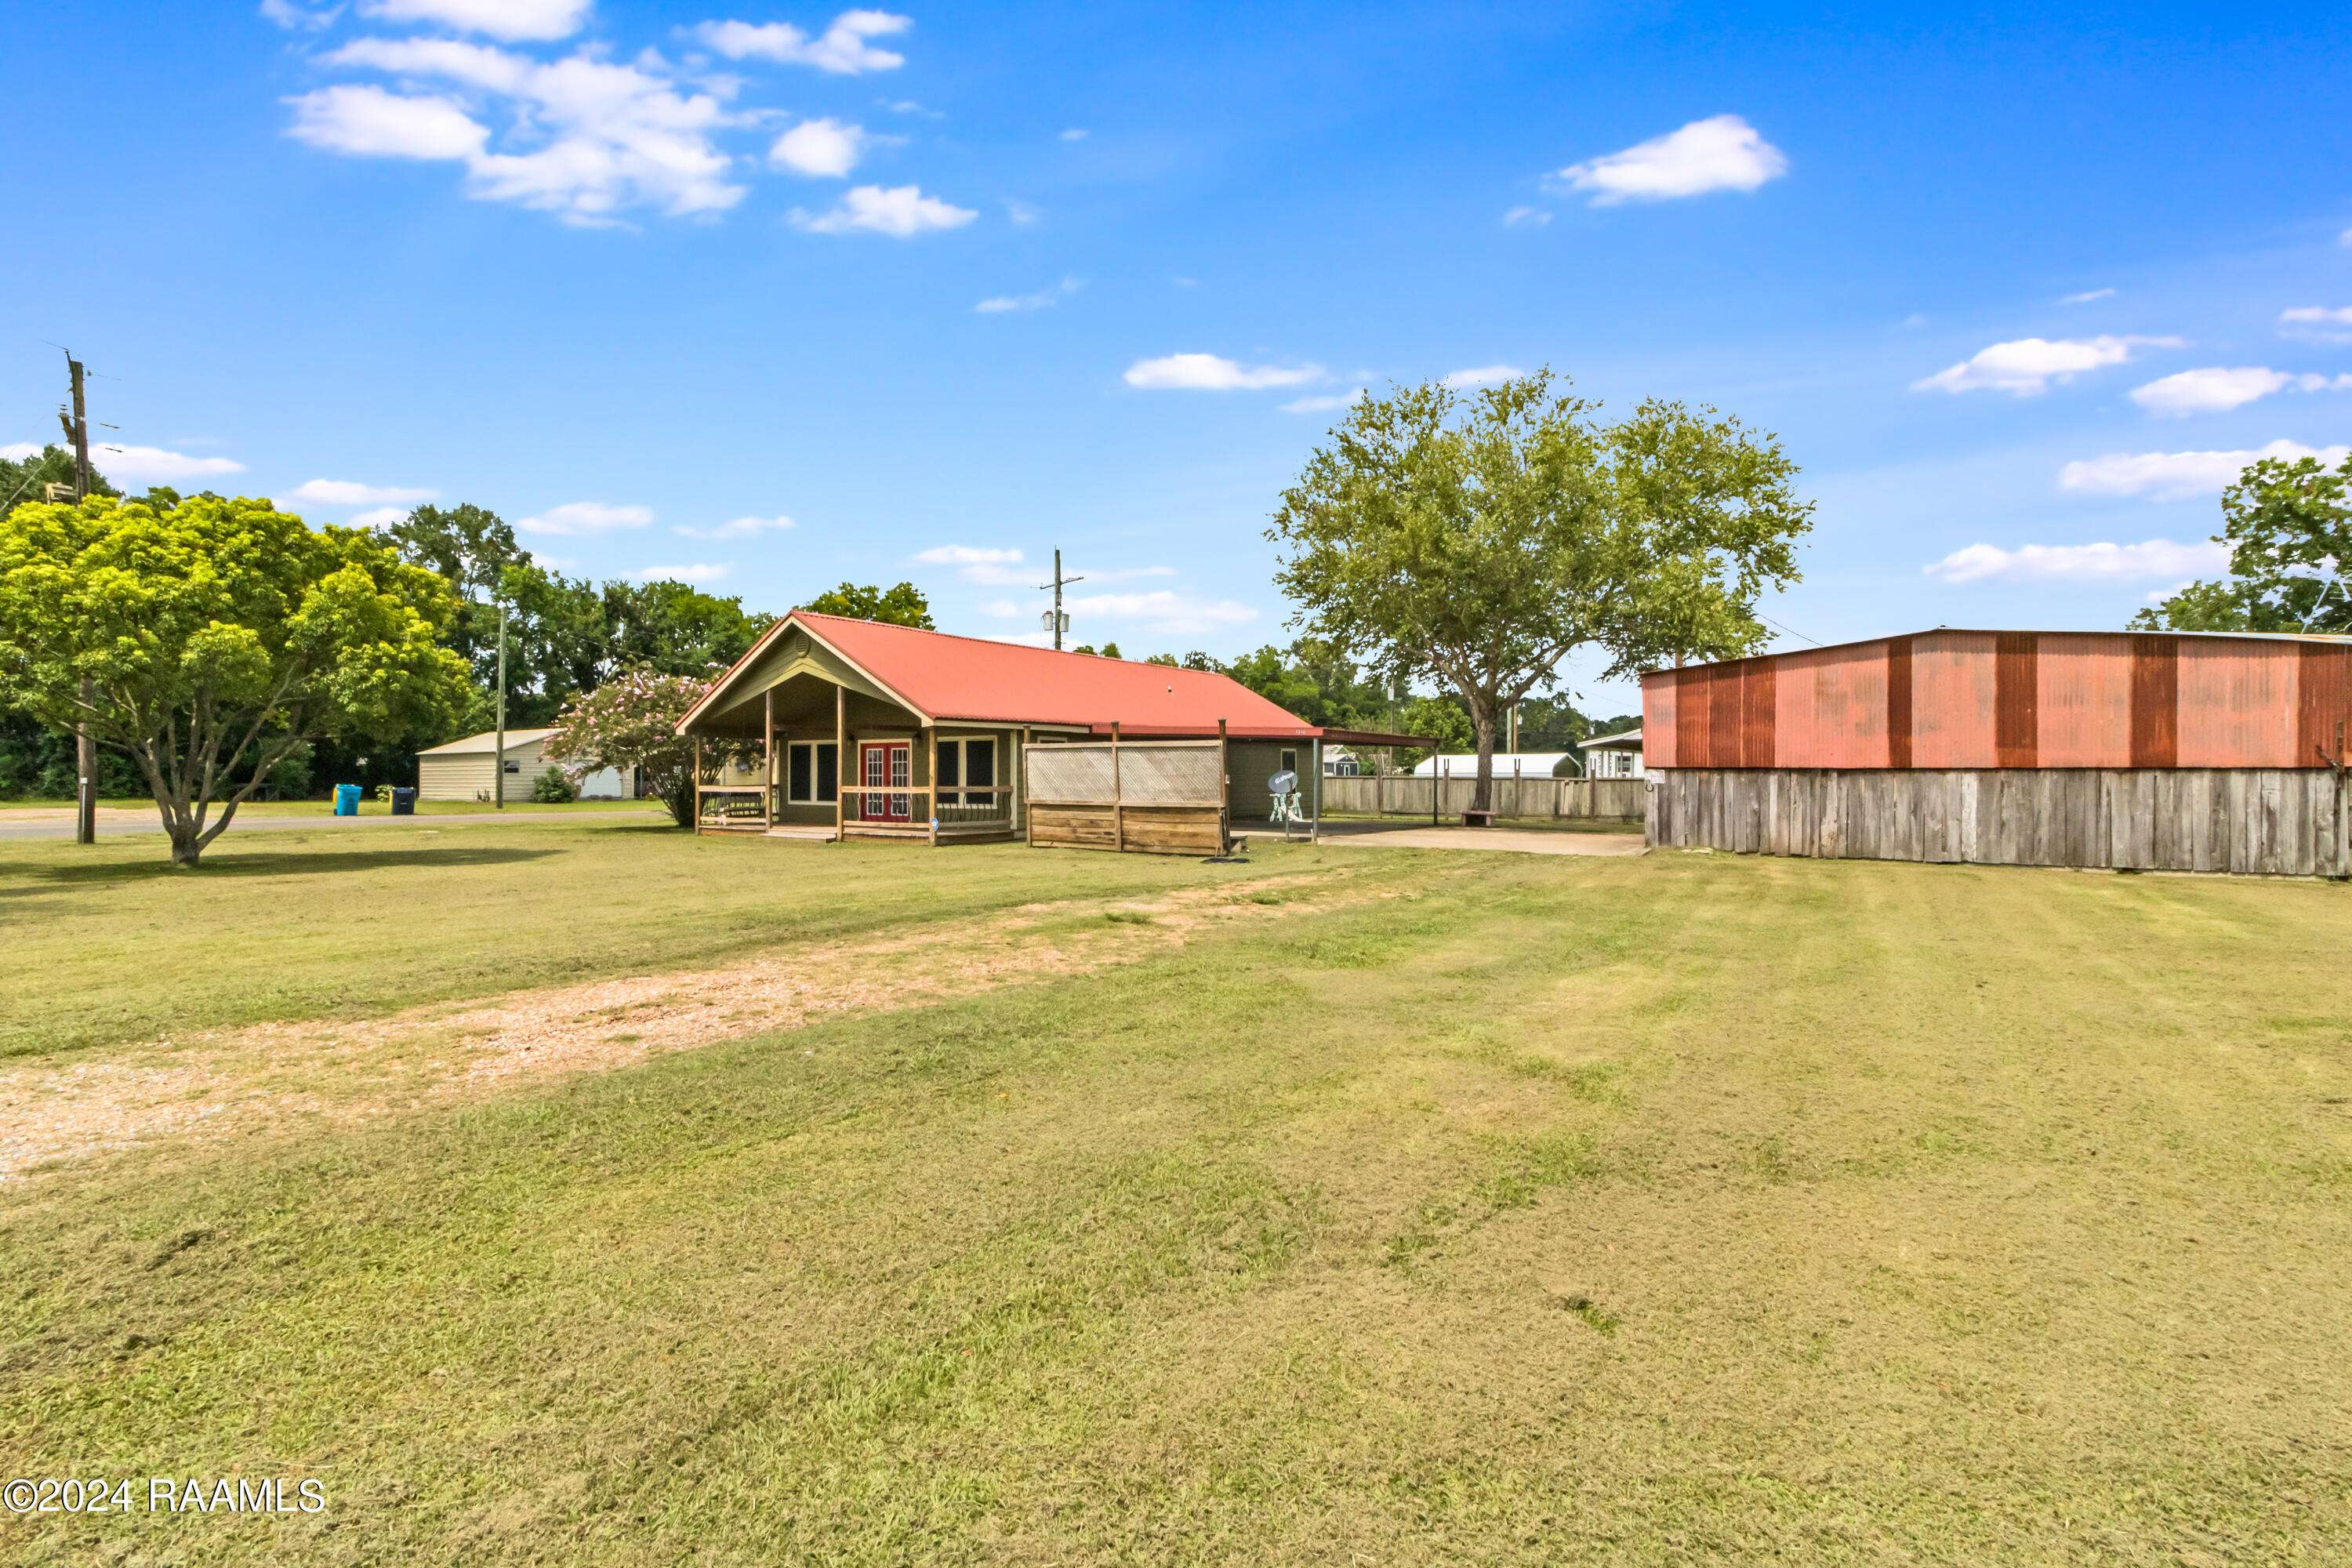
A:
[[1759, 612, 1822, 648]]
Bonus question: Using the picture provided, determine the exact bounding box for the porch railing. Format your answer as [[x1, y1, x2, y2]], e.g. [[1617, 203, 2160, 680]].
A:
[[838, 786, 1014, 829]]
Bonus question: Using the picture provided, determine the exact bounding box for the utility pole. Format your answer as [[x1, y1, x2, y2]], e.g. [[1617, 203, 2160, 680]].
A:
[[493, 598, 508, 809], [1035, 548, 1084, 652], [61, 351, 96, 846]]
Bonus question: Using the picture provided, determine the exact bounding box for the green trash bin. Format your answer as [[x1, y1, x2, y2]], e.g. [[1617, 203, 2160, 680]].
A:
[[334, 783, 361, 816]]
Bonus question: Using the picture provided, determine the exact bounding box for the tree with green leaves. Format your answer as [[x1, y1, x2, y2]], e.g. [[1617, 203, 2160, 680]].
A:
[[2132, 452, 2350, 633], [1270, 370, 1809, 809], [2, 443, 119, 517], [0, 494, 470, 865], [604, 579, 773, 677], [805, 581, 934, 628]]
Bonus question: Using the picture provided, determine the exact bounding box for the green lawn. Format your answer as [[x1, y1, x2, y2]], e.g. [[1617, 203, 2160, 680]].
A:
[[2, 818, 2348, 1564]]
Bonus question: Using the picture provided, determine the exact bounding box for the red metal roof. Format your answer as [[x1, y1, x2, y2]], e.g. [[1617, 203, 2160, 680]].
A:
[[692, 610, 1326, 738]]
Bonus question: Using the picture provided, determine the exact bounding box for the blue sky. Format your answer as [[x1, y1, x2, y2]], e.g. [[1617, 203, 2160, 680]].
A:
[[6, 1, 2350, 713]]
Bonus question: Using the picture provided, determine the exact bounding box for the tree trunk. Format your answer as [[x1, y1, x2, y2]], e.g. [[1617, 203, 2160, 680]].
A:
[[1469, 695, 1499, 814]]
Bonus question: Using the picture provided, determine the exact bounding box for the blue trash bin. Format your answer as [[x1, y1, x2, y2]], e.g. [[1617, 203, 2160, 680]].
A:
[[390, 786, 416, 817], [334, 783, 362, 816]]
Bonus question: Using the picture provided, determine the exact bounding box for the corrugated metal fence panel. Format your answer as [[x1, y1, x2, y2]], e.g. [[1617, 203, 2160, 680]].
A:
[[1910, 631, 1997, 768], [1648, 633, 2350, 771], [1773, 642, 1892, 770], [2301, 644, 2352, 765], [1643, 671, 1679, 768], [2176, 639, 2302, 768], [2036, 633, 2135, 768]]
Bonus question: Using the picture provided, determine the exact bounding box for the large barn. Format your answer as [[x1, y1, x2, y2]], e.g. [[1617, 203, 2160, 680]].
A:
[[1642, 629, 2352, 877]]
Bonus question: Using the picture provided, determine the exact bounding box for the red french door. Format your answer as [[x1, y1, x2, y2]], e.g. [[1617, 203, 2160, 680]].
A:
[[859, 742, 912, 823]]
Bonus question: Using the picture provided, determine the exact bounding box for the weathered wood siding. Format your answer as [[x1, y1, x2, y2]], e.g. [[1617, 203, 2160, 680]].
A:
[[1027, 802, 1225, 855], [1025, 739, 1229, 855], [1320, 775, 1645, 821], [1647, 767, 2350, 877]]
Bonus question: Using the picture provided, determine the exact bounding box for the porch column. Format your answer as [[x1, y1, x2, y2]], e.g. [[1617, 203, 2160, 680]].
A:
[[1311, 735, 1321, 843], [1017, 726, 1029, 842], [763, 688, 775, 829], [926, 727, 939, 848], [693, 735, 704, 835], [834, 683, 846, 841]]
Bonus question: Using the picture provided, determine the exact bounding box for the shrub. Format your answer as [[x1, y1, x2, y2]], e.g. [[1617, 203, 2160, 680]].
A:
[[531, 766, 577, 804]]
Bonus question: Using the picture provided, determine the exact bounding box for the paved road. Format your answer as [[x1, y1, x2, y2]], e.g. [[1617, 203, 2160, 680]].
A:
[[0, 808, 663, 842]]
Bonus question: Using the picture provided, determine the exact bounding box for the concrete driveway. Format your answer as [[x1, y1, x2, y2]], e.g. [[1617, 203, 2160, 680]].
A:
[[1243, 819, 1650, 857]]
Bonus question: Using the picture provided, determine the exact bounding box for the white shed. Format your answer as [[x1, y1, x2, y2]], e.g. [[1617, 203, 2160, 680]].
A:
[[416, 728, 638, 801], [1409, 751, 1581, 779], [1577, 728, 1645, 779]]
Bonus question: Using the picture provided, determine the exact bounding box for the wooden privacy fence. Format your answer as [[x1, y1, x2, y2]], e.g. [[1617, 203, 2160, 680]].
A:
[[1320, 773, 1646, 822], [1025, 739, 1229, 855], [1648, 767, 2352, 877]]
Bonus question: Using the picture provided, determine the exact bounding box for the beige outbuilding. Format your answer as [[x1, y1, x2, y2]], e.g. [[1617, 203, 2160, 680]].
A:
[[415, 728, 637, 802]]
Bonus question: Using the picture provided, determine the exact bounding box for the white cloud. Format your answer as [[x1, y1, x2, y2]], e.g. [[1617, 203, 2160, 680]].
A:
[[915, 545, 1023, 566], [1058, 127, 1089, 142], [691, 12, 912, 74], [1004, 199, 1040, 226], [673, 514, 794, 539], [291, 477, 437, 506], [2343, 228, 2352, 248], [915, 545, 1031, 586], [1553, 114, 1788, 205], [2, 439, 240, 484], [974, 275, 1082, 313], [2059, 287, 2116, 305], [1444, 364, 1526, 388], [1123, 354, 1323, 391], [517, 500, 655, 535], [1924, 539, 2230, 585], [790, 183, 976, 236], [85, 445, 248, 483], [1281, 388, 1367, 414], [769, 117, 866, 177], [1912, 334, 2183, 396], [302, 43, 746, 224], [1065, 590, 1258, 636], [978, 598, 1022, 618], [2278, 306, 2352, 344], [361, 0, 590, 39], [627, 563, 731, 584], [2128, 366, 2352, 417], [1501, 205, 1552, 227], [285, 85, 489, 161], [350, 506, 410, 529], [259, 0, 340, 30], [2057, 440, 2352, 500]]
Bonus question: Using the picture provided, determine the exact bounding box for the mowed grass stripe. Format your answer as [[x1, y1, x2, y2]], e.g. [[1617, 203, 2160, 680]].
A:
[[5, 851, 2349, 1563]]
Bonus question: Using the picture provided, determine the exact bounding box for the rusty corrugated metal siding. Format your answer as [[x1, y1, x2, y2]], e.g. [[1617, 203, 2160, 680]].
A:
[[1641, 630, 2352, 770]]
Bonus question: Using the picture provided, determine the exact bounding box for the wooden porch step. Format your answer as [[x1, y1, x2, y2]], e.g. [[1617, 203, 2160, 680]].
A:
[[763, 826, 840, 842]]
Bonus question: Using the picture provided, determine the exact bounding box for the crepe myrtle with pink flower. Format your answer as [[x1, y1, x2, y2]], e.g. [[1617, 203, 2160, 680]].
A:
[[546, 668, 756, 827]]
